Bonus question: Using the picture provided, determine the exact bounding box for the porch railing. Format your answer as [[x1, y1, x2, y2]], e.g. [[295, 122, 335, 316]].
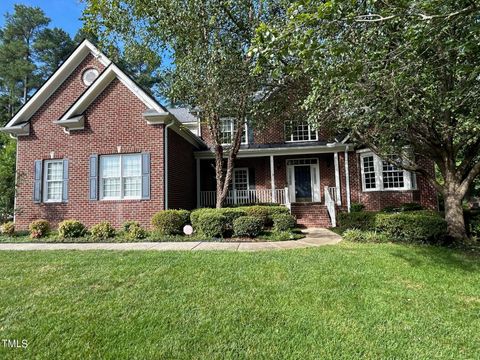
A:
[[200, 188, 289, 207], [324, 186, 337, 227], [327, 186, 340, 205]]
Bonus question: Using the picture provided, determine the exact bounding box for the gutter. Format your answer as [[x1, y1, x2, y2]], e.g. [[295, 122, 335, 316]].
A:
[[164, 120, 175, 210]]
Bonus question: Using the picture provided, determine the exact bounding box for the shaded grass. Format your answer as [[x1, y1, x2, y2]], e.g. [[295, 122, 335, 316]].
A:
[[0, 242, 479, 359]]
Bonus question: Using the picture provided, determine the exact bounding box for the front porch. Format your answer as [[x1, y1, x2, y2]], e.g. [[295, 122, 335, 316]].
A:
[[196, 148, 353, 227]]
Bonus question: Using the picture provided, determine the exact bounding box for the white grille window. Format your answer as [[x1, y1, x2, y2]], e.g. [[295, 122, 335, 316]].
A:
[[360, 152, 415, 192], [285, 121, 318, 142], [100, 154, 142, 200], [44, 160, 64, 202], [220, 118, 247, 145]]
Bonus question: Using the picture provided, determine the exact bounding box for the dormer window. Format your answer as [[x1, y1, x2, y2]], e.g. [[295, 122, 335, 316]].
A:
[[285, 121, 318, 142], [82, 68, 99, 86], [220, 118, 248, 145]]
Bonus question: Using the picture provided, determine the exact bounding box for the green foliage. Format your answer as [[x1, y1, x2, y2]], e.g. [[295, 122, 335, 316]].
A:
[[90, 221, 116, 241], [122, 220, 140, 233], [152, 210, 190, 235], [124, 223, 148, 241], [337, 212, 377, 233], [375, 212, 448, 245], [241, 206, 270, 227], [196, 212, 226, 238], [29, 219, 50, 239], [343, 229, 389, 243], [464, 211, 480, 238], [0, 134, 16, 222], [1, 221, 14, 236], [350, 203, 365, 213], [382, 202, 424, 213], [191, 208, 246, 232], [58, 220, 87, 239], [272, 213, 297, 231], [233, 216, 263, 238]]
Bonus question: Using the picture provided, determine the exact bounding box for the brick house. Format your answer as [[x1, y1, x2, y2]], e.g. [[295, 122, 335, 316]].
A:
[[1, 40, 437, 230]]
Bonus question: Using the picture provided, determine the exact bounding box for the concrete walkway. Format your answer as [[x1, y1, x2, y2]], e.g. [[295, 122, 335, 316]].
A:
[[0, 228, 341, 252]]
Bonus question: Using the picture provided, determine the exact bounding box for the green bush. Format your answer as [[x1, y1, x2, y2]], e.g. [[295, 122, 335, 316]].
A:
[[196, 212, 226, 238], [233, 216, 264, 238], [191, 208, 246, 232], [58, 220, 87, 239], [375, 212, 447, 244], [466, 213, 480, 238], [343, 229, 388, 243], [125, 223, 148, 241], [337, 211, 377, 232], [122, 220, 140, 232], [400, 202, 424, 212], [242, 206, 270, 227], [29, 219, 50, 239], [152, 210, 190, 235], [350, 203, 365, 212], [1, 221, 15, 236], [90, 221, 116, 241], [272, 213, 297, 231]]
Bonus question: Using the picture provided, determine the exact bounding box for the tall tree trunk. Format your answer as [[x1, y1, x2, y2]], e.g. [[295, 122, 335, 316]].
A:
[[443, 190, 466, 239]]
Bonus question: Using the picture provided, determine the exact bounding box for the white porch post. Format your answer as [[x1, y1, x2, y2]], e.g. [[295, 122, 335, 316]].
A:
[[196, 158, 201, 208], [270, 155, 276, 203], [345, 147, 351, 212], [334, 152, 341, 206]]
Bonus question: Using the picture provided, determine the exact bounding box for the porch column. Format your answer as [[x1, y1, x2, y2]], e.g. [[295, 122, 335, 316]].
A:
[[196, 158, 201, 208], [270, 155, 276, 203], [334, 152, 341, 206], [345, 147, 351, 212]]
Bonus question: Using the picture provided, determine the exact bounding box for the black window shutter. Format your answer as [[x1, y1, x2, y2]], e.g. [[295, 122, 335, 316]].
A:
[[141, 152, 151, 200], [249, 168, 256, 190], [89, 154, 98, 200], [33, 160, 43, 203], [62, 159, 69, 202]]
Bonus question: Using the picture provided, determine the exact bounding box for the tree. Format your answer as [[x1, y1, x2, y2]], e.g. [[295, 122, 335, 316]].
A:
[[254, 0, 480, 239], [34, 28, 75, 75], [0, 133, 16, 222], [83, 0, 287, 208]]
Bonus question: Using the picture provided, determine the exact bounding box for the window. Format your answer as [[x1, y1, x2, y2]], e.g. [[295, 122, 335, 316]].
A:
[[285, 121, 318, 142], [44, 160, 64, 202], [220, 118, 247, 145], [360, 152, 416, 191], [100, 154, 142, 200]]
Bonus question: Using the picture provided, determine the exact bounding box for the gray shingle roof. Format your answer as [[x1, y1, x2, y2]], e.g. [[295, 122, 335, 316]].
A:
[[168, 108, 199, 123]]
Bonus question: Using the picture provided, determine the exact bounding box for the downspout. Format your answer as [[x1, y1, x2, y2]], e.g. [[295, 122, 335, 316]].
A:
[[164, 120, 174, 210], [345, 145, 351, 212], [13, 136, 18, 223]]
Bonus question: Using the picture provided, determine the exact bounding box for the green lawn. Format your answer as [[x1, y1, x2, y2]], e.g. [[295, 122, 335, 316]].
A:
[[0, 243, 478, 359]]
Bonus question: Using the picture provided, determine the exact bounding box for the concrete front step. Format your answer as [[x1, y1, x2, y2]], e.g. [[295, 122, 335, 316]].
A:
[[291, 203, 332, 228]]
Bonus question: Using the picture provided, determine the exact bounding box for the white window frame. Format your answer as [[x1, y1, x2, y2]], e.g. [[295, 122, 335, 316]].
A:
[[285, 121, 318, 142], [99, 154, 142, 200], [220, 118, 248, 146], [360, 152, 417, 192], [43, 160, 64, 203]]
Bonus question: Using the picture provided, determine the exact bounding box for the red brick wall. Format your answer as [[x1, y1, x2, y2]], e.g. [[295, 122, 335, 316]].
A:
[[15, 56, 165, 230], [168, 129, 196, 210]]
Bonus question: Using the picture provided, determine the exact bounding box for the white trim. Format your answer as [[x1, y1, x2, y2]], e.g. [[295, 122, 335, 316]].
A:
[[43, 160, 64, 203], [196, 158, 201, 208], [219, 118, 248, 146], [286, 158, 321, 203], [5, 40, 110, 129], [360, 151, 416, 192], [164, 121, 174, 209], [194, 143, 353, 159], [99, 154, 142, 201], [345, 148, 351, 212], [270, 155, 276, 202]]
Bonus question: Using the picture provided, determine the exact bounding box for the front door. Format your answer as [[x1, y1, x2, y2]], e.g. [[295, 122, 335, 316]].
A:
[[294, 165, 312, 202], [287, 159, 321, 203]]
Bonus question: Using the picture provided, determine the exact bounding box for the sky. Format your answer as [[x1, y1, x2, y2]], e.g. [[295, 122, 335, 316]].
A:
[[0, 0, 85, 36]]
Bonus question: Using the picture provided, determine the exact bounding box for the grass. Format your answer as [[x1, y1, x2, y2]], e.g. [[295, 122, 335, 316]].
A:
[[0, 243, 478, 359]]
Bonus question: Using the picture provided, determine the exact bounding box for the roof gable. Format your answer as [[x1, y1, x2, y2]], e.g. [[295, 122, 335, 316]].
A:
[[5, 40, 110, 128]]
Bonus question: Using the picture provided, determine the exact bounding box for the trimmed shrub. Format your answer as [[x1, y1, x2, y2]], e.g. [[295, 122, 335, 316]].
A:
[[375, 212, 447, 244], [400, 202, 424, 212], [1, 221, 15, 236], [242, 206, 270, 227], [337, 211, 377, 232], [350, 203, 365, 213], [196, 212, 226, 238], [343, 229, 388, 243], [29, 219, 50, 239], [272, 213, 297, 231], [125, 223, 148, 241], [123, 220, 140, 232], [58, 220, 87, 239], [90, 221, 116, 241], [152, 210, 190, 235], [191, 208, 246, 232], [233, 216, 263, 238]]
